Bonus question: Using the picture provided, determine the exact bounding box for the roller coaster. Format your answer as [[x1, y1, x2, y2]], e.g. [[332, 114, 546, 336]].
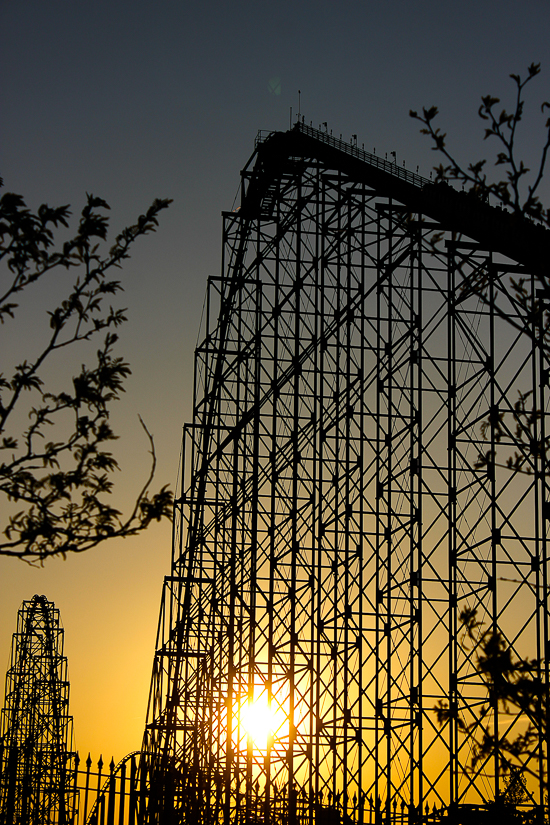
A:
[[142, 122, 550, 822], [2, 121, 550, 824], [0, 595, 76, 824]]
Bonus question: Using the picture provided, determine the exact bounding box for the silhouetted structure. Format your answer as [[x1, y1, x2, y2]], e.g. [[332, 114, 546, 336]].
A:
[[0, 595, 76, 824], [2, 124, 548, 824], [142, 122, 550, 822]]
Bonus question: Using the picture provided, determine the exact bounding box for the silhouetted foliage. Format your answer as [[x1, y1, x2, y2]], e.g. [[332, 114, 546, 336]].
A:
[[434, 608, 545, 788], [504, 768, 528, 808], [0, 183, 173, 560], [410, 62, 550, 229], [411, 65, 550, 475]]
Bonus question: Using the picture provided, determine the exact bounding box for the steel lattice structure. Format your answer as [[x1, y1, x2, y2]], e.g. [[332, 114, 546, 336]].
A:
[[143, 123, 550, 823], [0, 595, 76, 825]]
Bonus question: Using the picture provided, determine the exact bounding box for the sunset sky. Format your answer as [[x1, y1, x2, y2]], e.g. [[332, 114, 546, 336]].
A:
[[1, 0, 549, 763]]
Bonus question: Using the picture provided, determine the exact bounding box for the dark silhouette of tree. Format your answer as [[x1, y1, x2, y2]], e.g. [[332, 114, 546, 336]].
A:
[[410, 62, 550, 231], [0, 184, 173, 560], [503, 768, 528, 808], [435, 608, 545, 784], [411, 64, 550, 501], [410, 64, 550, 347]]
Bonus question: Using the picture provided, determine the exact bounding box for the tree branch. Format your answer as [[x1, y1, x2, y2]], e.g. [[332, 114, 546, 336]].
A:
[[0, 186, 173, 560]]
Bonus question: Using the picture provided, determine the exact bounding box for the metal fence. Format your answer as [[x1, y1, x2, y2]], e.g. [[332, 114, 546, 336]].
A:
[[1, 748, 545, 823]]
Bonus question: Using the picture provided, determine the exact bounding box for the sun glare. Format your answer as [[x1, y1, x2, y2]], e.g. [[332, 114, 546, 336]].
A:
[[239, 692, 285, 749]]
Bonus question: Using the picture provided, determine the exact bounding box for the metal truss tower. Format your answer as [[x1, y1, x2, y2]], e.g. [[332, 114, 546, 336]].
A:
[[0, 595, 76, 825], [143, 123, 550, 823]]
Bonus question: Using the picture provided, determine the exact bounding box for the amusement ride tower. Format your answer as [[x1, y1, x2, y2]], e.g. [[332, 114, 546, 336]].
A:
[[142, 123, 550, 823], [0, 595, 76, 824]]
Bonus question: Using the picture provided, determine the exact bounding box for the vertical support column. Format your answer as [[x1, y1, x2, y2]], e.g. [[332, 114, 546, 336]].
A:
[[375, 200, 392, 823], [535, 282, 549, 810], [447, 241, 458, 821], [539, 291, 550, 806], [494, 256, 510, 802], [411, 225, 423, 823]]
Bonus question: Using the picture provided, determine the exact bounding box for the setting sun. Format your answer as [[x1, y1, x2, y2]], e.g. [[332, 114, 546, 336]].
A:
[[239, 692, 286, 749]]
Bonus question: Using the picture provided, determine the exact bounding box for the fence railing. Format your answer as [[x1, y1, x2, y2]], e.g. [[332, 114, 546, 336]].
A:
[[255, 121, 431, 190], [68, 756, 550, 825], [73, 752, 143, 825], [1, 748, 546, 824]]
